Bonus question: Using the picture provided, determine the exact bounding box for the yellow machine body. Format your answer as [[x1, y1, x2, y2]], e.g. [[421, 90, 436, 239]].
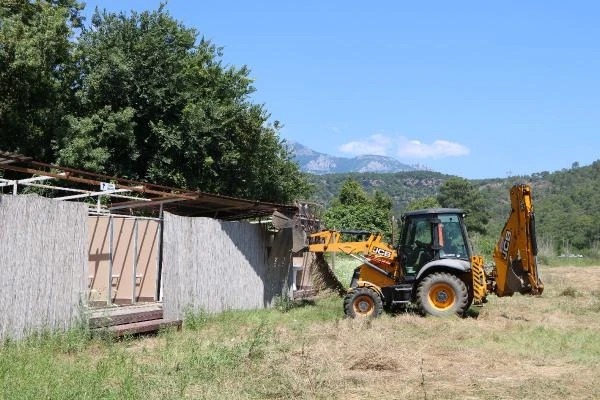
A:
[[492, 184, 544, 296], [306, 184, 544, 317]]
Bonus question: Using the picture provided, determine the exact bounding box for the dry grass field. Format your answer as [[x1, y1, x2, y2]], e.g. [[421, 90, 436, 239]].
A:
[[297, 265, 600, 400], [2, 265, 600, 399]]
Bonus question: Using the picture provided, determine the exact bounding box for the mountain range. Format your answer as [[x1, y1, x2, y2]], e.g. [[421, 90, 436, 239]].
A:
[[288, 141, 428, 174]]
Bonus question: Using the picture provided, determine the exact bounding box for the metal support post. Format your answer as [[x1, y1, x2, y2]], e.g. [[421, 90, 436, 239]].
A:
[[132, 219, 138, 304], [108, 216, 114, 306], [155, 204, 164, 301]]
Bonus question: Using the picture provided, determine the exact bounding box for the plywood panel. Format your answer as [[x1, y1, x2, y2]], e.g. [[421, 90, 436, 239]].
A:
[[111, 218, 134, 304], [88, 216, 110, 304], [136, 220, 159, 302], [87, 217, 159, 305]]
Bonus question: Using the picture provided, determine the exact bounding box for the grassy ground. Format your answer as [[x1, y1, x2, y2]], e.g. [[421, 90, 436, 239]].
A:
[[540, 255, 600, 267], [323, 253, 361, 288], [2, 265, 600, 399]]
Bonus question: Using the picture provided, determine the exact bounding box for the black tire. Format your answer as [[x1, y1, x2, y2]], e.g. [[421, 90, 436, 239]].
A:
[[344, 287, 383, 318], [416, 272, 469, 317], [465, 290, 474, 314]]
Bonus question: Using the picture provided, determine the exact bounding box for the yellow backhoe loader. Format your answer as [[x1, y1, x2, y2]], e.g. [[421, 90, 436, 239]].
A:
[[307, 184, 543, 317]]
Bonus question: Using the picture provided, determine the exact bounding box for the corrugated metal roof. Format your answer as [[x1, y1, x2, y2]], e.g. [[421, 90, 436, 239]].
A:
[[0, 151, 297, 220]]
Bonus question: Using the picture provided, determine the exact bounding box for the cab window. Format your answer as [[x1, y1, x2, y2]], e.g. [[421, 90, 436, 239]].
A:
[[402, 216, 434, 274], [439, 214, 468, 260]]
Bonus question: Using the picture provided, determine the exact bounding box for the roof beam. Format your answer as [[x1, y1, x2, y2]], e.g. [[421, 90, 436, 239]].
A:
[[0, 150, 297, 220], [109, 197, 183, 211]]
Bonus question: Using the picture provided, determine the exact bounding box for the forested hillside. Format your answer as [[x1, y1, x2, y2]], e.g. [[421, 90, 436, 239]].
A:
[[307, 161, 600, 254], [307, 170, 451, 214], [476, 161, 600, 254]]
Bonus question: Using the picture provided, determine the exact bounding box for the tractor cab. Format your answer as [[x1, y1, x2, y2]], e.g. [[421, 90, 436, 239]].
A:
[[398, 208, 472, 276]]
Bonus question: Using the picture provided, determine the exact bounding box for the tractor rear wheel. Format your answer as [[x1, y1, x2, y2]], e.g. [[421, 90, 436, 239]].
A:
[[416, 272, 469, 317], [344, 287, 383, 318]]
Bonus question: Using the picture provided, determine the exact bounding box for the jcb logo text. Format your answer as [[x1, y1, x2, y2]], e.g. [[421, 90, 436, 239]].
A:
[[501, 230, 512, 259], [373, 247, 392, 258]]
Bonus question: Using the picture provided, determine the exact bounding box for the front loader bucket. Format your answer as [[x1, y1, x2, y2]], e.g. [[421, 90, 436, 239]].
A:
[[272, 211, 308, 253]]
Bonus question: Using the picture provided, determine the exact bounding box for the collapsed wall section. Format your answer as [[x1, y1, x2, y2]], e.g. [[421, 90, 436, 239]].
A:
[[162, 213, 292, 319], [0, 195, 87, 340]]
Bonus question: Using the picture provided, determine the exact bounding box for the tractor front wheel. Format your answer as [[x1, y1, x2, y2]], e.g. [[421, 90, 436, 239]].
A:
[[344, 287, 383, 318], [416, 272, 469, 317]]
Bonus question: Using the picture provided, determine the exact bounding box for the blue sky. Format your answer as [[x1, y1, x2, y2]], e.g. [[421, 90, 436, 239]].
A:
[[82, 1, 600, 179]]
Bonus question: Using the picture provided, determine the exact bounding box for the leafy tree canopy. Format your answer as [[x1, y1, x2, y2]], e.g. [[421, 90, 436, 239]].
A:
[[324, 178, 393, 238], [405, 196, 440, 212], [338, 178, 370, 206], [0, 2, 308, 203], [437, 177, 489, 234], [0, 0, 83, 161]]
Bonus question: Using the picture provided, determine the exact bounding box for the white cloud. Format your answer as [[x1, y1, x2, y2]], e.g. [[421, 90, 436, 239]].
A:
[[397, 138, 470, 159], [338, 134, 391, 156], [339, 134, 469, 159]]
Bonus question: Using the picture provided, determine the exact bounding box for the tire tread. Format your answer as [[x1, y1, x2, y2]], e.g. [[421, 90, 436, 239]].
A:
[[416, 272, 469, 317]]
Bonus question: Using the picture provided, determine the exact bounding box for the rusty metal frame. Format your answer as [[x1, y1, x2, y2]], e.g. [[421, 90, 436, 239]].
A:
[[0, 151, 296, 220]]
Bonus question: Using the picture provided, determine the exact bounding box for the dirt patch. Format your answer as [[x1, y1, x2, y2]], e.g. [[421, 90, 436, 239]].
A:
[[348, 355, 399, 371]]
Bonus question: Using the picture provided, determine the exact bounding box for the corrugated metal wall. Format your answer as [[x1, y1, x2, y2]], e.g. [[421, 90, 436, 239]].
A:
[[162, 213, 292, 319], [0, 195, 87, 340]]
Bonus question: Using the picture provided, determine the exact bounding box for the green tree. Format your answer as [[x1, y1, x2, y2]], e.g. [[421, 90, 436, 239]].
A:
[[0, 0, 83, 161], [405, 196, 440, 211], [324, 178, 393, 237], [56, 6, 307, 203], [437, 177, 489, 234], [338, 178, 370, 205], [2, 3, 306, 203]]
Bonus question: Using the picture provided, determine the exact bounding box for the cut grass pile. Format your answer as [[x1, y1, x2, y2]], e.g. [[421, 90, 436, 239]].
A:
[[2, 266, 600, 399]]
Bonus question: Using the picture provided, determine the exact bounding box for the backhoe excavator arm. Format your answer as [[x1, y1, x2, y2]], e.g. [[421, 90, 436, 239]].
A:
[[491, 184, 544, 296]]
